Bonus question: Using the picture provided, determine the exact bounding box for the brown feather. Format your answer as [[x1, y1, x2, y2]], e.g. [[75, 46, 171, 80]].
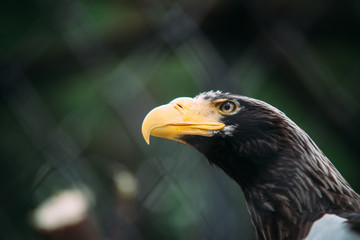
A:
[[178, 92, 360, 239]]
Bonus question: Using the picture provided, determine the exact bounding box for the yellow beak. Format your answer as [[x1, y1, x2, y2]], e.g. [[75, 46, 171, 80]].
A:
[[141, 97, 225, 144]]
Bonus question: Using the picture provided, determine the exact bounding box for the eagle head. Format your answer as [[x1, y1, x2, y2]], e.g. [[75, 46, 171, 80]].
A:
[[141, 91, 360, 240]]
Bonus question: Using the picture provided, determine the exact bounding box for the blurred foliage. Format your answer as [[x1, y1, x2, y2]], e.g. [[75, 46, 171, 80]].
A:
[[1, 0, 360, 239]]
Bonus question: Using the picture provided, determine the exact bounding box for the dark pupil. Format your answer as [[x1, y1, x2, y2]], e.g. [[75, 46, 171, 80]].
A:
[[223, 102, 232, 111]]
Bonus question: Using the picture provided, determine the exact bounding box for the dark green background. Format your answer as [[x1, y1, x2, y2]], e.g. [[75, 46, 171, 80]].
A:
[[1, 0, 360, 239]]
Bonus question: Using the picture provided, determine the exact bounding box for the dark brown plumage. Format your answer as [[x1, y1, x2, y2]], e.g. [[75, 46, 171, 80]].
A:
[[142, 91, 360, 240]]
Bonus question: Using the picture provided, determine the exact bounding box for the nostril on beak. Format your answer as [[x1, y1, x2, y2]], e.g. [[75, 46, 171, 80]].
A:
[[176, 103, 184, 109]]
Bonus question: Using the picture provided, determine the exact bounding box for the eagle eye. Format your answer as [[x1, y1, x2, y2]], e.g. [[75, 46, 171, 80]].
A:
[[218, 100, 238, 115]]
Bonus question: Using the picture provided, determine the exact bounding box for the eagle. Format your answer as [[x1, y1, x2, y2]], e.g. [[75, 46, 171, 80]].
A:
[[141, 91, 360, 240]]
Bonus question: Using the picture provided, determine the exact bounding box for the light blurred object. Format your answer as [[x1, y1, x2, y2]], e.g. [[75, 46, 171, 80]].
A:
[[114, 170, 138, 200], [32, 189, 101, 240], [113, 167, 138, 219]]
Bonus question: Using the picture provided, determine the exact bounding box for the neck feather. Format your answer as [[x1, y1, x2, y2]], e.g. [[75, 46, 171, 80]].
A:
[[205, 122, 360, 240]]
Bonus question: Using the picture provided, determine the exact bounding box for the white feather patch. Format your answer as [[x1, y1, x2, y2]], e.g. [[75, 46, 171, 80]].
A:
[[213, 124, 237, 136], [222, 125, 237, 136], [306, 214, 359, 240]]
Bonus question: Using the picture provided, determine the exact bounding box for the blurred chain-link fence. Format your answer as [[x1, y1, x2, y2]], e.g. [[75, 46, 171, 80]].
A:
[[1, 0, 360, 239]]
